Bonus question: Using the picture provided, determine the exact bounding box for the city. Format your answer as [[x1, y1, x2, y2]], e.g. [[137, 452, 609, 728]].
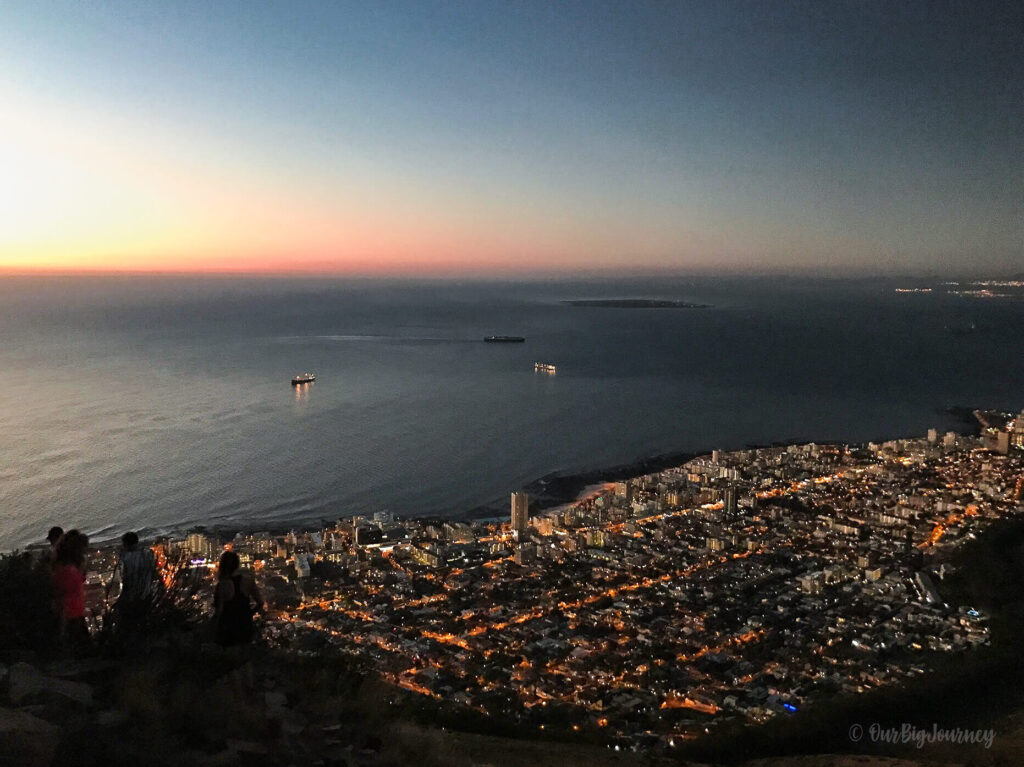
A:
[[4, 3, 1023, 763], [74, 410, 1024, 750]]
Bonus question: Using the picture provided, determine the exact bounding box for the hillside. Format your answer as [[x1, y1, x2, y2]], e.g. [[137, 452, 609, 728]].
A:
[[1, 636, 1018, 767], [5, 515, 1024, 767]]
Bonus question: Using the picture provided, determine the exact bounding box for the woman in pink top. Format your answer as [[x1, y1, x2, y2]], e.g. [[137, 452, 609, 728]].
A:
[[52, 530, 89, 650]]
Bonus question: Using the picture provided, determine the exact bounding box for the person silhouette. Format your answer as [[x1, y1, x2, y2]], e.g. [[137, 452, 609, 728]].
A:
[[52, 530, 90, 653], [45, 526, 64, 564], [213, 551, 264, 647], [110, 531, 158, 637]]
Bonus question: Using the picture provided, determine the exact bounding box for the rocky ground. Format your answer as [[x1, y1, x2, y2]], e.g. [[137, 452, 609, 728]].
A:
[[3, 644, 1020, 767], [0, 646, 674, 767]]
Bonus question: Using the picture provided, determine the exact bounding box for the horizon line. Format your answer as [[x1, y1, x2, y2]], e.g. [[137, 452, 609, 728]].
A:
[[1, 264, 1019, 281]]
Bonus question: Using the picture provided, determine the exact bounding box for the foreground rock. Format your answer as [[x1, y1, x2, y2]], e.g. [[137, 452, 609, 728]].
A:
[[7, 662, 94, 708], [0, 706, 60, 767]]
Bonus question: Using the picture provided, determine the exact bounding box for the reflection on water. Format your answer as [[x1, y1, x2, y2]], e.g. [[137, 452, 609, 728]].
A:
[[2, 276, 1024, 550]]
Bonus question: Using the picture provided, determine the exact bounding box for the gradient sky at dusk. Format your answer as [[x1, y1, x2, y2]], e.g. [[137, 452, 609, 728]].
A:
[[1, 1, 1021, 275]]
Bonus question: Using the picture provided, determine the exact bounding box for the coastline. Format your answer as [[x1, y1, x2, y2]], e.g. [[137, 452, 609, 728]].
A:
[[12, 406, 983, 550], [464, 404, 983, 520], [184, 405, 983, 544]]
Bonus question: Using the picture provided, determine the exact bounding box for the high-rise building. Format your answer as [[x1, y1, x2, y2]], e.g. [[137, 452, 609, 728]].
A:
[[354, 526, 382, 546], [293, 553, 311, 579], [513, 546, 535, 566], [185, 532, 214, 561], [723, 485, 738, 515], [995, 431, 1010, 455], [511, 491, 529, 533], [1012, 414, 1024, 448], [797, 572, 824, 594]]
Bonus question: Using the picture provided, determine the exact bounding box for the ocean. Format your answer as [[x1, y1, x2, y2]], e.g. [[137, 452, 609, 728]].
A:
[[0, 274, 1021, 550]]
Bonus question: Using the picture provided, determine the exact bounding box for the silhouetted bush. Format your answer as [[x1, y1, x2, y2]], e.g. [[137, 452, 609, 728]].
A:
[[0, 551, 57, 660], [96, 550, 210, 654]]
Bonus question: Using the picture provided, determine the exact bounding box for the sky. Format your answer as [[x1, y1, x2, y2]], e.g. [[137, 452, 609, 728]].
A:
[[0, 0, 1021, 276]]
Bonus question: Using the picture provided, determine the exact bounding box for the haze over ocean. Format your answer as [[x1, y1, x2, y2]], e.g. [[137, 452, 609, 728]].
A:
[[0, 275, 1020, 549]]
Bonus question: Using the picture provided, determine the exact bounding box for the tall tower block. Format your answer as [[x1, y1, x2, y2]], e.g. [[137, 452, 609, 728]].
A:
[[511, 491, 529, 533]]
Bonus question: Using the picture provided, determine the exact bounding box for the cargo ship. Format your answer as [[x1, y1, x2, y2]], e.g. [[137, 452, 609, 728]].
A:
[[291, 373, 316, 385], [534, 362, 557, 374], [483, 336, 525, 343]]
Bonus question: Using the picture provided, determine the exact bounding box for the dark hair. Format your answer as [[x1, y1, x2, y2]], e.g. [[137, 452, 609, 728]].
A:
[[122, 531, 139, 549], [55, 530, 87, 569], [47, 526, 64, 544], [218, 551, 241, 580]]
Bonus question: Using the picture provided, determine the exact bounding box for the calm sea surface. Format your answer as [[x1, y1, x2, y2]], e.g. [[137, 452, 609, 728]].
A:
[[1, 275, 1021, 549]]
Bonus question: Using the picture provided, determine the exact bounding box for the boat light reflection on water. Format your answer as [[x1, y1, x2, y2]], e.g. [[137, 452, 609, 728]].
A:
[[291, 372, 315, 402]]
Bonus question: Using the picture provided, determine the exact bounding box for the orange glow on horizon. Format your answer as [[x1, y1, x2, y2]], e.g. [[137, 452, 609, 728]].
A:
[[2, 82, 657, 278], [1, 79, 748, 278], [0, 251, 639, 277]]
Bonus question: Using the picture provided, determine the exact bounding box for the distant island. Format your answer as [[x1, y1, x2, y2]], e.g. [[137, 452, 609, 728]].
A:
[[564, 298, 712, 309]]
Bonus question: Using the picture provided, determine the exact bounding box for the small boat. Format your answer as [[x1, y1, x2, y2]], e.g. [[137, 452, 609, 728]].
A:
[[483, 335, 525, 343], [534, 362, 557, 374], [291, 373, 316, 385]]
